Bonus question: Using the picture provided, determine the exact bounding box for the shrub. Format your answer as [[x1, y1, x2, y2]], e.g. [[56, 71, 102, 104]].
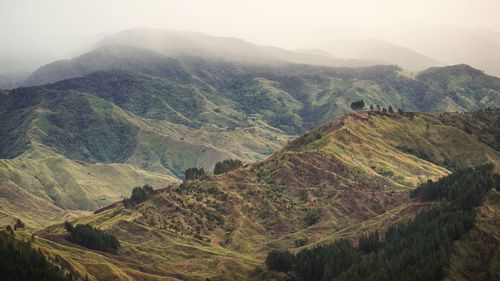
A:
[[64, 222, 120, 253]]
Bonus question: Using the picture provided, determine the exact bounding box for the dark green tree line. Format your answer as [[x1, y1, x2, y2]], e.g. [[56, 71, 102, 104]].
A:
[[266, 164, 499, 281], [64, 222, 120, 254], [213, 159, 243, 174], [184, 167, 205, 180], [123, 184, 154, 207], [0, 231, 81, 281]]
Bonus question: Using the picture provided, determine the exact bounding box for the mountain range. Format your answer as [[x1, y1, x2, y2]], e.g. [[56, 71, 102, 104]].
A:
[[29, 109, 500, 281], [0, 27, 499, 281]]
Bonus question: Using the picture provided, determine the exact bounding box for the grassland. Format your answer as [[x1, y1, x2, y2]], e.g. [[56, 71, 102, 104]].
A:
[[1, 61, 499, 237], [10, 110, 497, 280], [0, 146, 179, 229]]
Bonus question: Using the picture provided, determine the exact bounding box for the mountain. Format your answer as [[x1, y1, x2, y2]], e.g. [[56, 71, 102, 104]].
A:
[[3, 52, 500, 229], [22, 43, 500, 124], [325, 39, 442, 71], [382, 26, 500, 77], [24, 109, 500, 281], [0, 71, 29, 90], [11, 57, 500, 172], [24, 28, 377, 87]]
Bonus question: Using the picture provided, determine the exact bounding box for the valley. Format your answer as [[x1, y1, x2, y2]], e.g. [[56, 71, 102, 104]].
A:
[[0, 25, 499, 281], [3, 109, 497, 281]]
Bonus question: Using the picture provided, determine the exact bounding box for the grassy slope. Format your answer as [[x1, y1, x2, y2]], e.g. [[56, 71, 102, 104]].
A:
[[3, 60, 499, 180], [0, 85, 288, 229], [23, 110, 499, 281], [0, 146, 179, 229], [445, 189, 500, 281], [1, 74, 291, 177], [2, 51, 498, 280]]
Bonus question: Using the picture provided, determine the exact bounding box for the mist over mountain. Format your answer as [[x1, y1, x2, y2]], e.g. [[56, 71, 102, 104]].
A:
[[324, 39, 442, 71], [24, 28, 382, 87], [382, 26, 500, 77], [1, 1, 500, 281]]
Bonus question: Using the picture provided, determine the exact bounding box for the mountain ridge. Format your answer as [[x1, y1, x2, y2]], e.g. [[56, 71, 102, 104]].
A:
[[22, 109, 499, 281]]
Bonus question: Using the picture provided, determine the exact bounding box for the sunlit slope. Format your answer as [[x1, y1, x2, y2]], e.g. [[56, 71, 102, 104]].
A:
[[0, 146, 179, 229], [0, 73, 290, 177], [30, 110, 499, 280], [35, 208, 263, 281]]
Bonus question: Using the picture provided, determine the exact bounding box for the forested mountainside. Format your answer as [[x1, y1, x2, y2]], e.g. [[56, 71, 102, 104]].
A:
[[9, 109, 497, 281], [4, 51, 500, 175], [1, 43, 499, 231]]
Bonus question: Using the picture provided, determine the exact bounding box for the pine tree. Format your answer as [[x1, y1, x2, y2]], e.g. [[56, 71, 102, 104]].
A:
[[350, 100, 365, 111]]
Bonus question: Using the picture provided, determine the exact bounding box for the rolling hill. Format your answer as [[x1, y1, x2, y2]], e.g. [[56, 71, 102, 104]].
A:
[[2, 46, 500, 232], [18, 109, 499, 281]]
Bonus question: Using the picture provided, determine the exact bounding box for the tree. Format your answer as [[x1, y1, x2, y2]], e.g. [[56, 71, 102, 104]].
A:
[[185, 167, 205, 180], [64, 221, 74, 232], [370, 104, 374, 110], [266, 250, 295, 272], [0, 231, 78, 281], [350, 100, 365, 111], [123, 184, 155, 207], [398, 108, 404, 115], [14, 219, 25, 230], [376, 105, 381, 111], [65, 222, 120, 253], [358, 231, 380, 253], [5, 225, 14, 235], [382, 108, 387, 113], [214, 159, 243, 174], [388, 105, 394, 113], [265, 165, 498, 281]]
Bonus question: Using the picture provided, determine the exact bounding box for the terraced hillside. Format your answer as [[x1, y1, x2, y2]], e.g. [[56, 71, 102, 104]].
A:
[[23, 110, 499, 281]]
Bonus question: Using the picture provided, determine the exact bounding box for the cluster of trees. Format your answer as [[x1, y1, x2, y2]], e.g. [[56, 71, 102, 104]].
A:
[[304, 209, 322, 226], [358, 231, 380, 253], [0, 230, 82, 281], [266, 239, 359, 281], [64, 222, 119, 254], [410, 164, 497, 209], [123, 184, 154, 207], [214, 159, 243, 175], [266, 164, 498, 281], [184, 167, 205, 180], [184, 159, 243, 179], [350, 100, 365, 111], [351, 100, 401, 114]]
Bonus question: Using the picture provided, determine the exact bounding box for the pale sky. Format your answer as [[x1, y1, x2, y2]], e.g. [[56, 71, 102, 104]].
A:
[[1, 0, 500, 71]]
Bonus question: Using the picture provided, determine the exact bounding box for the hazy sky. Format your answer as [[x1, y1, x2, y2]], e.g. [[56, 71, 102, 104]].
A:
[[1, 0, 500, 71]]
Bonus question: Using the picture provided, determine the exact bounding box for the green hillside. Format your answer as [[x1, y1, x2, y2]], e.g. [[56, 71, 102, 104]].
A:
[[16, 110, 498, 281], [0, 145, 179, 229], [4, 54, 500, 178]]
